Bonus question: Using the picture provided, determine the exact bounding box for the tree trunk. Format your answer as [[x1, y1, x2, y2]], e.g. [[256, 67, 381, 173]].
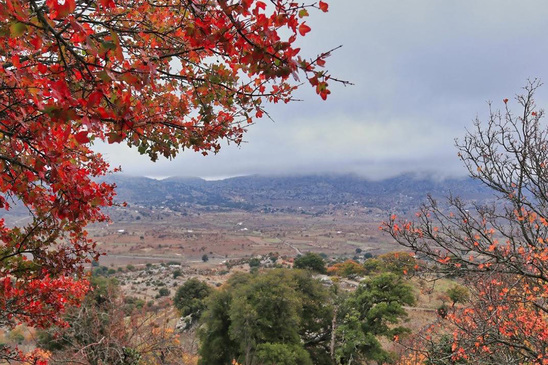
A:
[[330, 306, 337, 360]]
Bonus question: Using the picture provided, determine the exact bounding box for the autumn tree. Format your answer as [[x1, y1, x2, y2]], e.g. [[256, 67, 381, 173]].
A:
[[386, 81, 548, 364], [37, 276, 183, 365], [327, 259, 366, 278], [0, 0, 342, 362]]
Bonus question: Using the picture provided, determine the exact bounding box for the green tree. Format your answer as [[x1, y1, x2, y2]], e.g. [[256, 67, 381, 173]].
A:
[[198, 288, 239, 365], [334, 273, 415, 364], [173, 278, 213, 322], [198, 269, 333, 365], [362, 258, 384, 275], [7, 327, 25, 345], [446, 285, 469, 307], [173, 269, 183, 279], [294, 252, 327, 274], [377, 252, 417, 276], [199, 269, 413, 365], [363, 252, 417, 276], [157, 288, 170, 297], [255, 343, 313, 365], [249, 258, 261, 268]]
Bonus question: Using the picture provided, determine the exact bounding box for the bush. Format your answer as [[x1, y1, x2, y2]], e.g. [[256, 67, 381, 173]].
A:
[[249, 258, 261, 268], [7, 328, 25, 345], [157, 288, 170, 297], [173, 269, 183, 279]]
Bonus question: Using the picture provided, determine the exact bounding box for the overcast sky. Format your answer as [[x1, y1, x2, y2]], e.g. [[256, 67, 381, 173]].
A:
[[97, 0, 548, 180]]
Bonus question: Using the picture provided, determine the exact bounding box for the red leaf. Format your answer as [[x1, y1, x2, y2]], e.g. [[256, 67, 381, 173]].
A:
[[74, 131, 90, 144], [98, 0, 116, 9], [298, 22, 311, 36], [37, 63, 48, 74], [319, 89, 330, 100], [87, 91, 103, 107], [30, 36, 43, 50], [241, 0, 253, 10], [11, 54, 21, 68], [319, 1, 329, 12], [51, 0, 76, 19]]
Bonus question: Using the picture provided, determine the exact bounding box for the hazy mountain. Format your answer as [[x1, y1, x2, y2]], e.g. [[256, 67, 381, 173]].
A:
[[104, 173, 495, 213]]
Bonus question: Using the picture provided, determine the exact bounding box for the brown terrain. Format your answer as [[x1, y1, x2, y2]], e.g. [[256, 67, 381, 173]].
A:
[[92, 205, 393, 268]]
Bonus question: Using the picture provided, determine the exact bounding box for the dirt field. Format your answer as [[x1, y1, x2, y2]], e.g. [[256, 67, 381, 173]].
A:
[[89, 205, 398, 268]]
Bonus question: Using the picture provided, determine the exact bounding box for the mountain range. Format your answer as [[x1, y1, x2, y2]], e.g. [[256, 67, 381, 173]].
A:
[[104, 173, 495, 214]]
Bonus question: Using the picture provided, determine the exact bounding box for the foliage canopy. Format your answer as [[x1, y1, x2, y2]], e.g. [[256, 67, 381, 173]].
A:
[[199, 269, 333, 365]]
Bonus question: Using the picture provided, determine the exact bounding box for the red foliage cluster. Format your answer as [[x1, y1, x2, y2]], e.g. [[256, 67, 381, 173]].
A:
[[0, 0, 340, 361]]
